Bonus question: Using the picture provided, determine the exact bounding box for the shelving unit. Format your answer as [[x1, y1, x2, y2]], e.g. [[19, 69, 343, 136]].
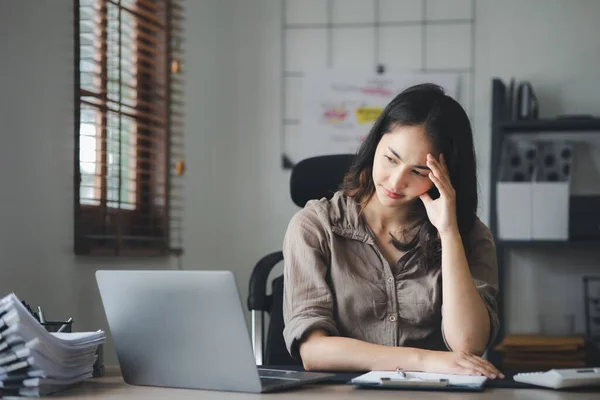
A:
[[488, 78, 600, 363]]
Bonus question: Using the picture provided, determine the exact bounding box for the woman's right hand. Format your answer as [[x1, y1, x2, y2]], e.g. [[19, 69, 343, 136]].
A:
[[421, 350, 504, 379]]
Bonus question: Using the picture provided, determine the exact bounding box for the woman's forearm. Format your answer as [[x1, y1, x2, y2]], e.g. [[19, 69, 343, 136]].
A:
[[440, 229, 490, 354], [299, 330, 425, 371]]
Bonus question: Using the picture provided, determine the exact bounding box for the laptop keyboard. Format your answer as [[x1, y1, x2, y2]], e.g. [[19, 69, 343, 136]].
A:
[[260, 377, 296, 387], [258, 368, 336, 389], [258, 368, 302, 386]]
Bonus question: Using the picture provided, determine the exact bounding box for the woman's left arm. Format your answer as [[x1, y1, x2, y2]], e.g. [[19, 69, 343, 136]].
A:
[[439, 229, 491, 355], [420, 153, 497, 355]]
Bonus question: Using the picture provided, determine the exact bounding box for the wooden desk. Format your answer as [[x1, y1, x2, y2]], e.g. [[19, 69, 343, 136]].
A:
[[52, 367, 600, 399]]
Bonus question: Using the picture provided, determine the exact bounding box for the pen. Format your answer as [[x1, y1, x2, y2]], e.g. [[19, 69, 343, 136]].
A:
[[37, 306, 45, 324], [395, 368, 406, 378], [57, 317, 73, 333]]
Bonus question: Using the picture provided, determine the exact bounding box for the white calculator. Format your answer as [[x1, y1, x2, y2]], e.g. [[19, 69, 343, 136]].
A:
[[514, 368, 600, 389]]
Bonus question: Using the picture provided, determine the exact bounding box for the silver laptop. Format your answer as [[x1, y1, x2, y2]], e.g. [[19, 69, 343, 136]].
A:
[[96, 270, 332, 393]]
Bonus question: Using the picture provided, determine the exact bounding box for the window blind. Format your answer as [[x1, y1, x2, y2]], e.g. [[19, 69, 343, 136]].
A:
[[74, 0, 184, 255]]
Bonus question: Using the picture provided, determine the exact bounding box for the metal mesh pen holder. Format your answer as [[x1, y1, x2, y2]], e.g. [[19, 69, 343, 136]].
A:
[[41, 320, 73, 333]]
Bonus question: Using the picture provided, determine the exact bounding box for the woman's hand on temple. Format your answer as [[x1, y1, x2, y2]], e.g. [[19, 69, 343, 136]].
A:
[[421, 350, 504, 379], [419, 153, 458, 236]]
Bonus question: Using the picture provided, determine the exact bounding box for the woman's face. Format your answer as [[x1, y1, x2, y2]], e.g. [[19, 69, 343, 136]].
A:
[[371, 124, 437, 208]]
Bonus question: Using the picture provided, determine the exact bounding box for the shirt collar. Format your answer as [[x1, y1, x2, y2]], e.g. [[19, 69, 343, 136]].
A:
[[326, 191, 374, 244]]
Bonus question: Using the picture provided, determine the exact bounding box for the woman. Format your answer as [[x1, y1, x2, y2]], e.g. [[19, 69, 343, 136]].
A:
[[282, 84, 503, 379]]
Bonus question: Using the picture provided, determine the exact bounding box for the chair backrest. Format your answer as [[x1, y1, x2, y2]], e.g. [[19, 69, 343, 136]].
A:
[[263, 154, 355, 365], [290, 154, 356, 207], [264, 276, 289, 365]]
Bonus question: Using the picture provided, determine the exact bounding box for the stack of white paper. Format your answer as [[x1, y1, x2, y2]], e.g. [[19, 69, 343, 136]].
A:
[[0, 293, 105, 397]]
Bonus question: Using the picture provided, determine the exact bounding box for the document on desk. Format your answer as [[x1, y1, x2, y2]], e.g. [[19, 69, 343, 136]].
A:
[[0, 293, 105, 397], [350, 370, 488, 391]]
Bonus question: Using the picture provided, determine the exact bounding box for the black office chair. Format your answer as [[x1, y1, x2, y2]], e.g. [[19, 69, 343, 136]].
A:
[[247, 154, 355, 366]]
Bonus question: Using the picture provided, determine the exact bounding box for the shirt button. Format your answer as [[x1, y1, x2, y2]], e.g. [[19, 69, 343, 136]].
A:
[[387, 277, 393, 283], [389, 315, 397, 322]]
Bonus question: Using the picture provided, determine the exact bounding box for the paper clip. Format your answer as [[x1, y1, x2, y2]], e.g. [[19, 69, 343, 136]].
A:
[[395, 368, 407, 378]]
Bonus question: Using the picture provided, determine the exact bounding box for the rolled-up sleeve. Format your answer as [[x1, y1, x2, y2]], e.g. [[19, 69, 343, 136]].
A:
[[282, 207, 339, 359], [442, 218, 500, 351]]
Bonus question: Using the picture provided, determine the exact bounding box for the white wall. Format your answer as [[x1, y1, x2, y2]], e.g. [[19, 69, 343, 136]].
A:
[[183, 0, 295, 302], [1, 0, 600, 367]]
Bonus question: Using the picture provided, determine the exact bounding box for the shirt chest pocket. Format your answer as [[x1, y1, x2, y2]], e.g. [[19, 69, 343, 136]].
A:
[[396, 280, 440, 326]]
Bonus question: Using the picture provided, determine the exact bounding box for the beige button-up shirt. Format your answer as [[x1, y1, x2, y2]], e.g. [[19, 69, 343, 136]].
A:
[[282, 191, 499, 359]]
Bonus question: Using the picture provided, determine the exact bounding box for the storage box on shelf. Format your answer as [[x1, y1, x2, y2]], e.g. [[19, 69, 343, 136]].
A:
[[497, 140, 572, 241]]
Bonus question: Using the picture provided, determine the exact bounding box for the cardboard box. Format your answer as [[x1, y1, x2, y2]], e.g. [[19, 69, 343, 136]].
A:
[[497, 139, 537, 240], [497, 182, 532, 240], [531, 142, 572, 240]]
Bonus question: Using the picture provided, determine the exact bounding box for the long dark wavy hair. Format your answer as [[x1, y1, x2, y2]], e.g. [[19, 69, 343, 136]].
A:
[[342, 83, 478, 270]]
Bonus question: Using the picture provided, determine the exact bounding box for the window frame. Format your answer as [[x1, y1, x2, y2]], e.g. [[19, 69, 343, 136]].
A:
[[74, 0, 181, 256]]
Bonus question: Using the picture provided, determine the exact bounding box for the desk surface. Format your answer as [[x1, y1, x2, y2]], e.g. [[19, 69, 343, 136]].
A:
[[53, 367, 600, 399]]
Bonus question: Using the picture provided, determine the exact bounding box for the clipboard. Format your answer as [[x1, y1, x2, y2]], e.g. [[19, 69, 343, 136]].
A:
[[350, 370, 488, 391]]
